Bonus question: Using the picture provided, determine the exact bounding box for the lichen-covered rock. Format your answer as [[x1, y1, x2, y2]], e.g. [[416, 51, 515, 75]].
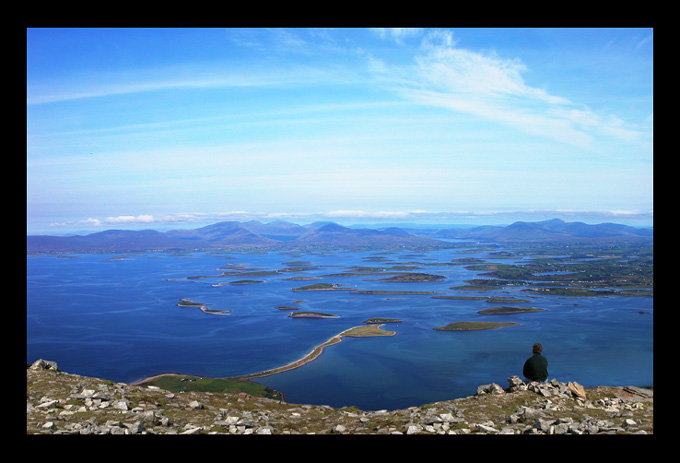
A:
[[29, 359, 58, 371]]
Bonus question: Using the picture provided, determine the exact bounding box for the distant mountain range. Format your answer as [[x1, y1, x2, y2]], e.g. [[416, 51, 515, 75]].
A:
[[26, 218, 653, 253], [431, 218, 653, 243], [26, 220, 449, 253]]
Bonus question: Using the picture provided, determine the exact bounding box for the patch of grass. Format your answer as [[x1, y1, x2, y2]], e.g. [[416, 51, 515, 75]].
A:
[[142, 375, 283, 400]]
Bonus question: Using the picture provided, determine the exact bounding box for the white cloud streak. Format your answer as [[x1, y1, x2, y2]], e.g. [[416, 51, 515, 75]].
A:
[[29, 29, 652, 233], [371, 28, 424, 44], [51, 209, 652, 231], [26, 61, 359, 106], [374, 29, 645, 149], [104, 215, 155, 224]]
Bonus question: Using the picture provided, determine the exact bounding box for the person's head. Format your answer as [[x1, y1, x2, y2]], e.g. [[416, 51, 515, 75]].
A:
[[532, 343, 543, 355]]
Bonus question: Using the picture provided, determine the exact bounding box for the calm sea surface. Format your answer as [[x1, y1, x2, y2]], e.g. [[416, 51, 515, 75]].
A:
[[26, 245, 653, 411]]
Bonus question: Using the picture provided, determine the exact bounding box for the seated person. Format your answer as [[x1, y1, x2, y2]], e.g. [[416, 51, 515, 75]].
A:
[[523, 343, 548, 382]]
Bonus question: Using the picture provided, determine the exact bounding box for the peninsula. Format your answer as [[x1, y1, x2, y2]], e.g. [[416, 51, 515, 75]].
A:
[[131, 324, 397, 396], [238, 324, 396, 379]]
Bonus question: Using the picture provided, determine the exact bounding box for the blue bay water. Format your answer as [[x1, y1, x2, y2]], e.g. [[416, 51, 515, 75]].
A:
[[26, 247, 653, 411]]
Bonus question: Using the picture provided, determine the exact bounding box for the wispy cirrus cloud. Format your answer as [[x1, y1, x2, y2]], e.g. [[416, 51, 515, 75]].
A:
[[70, 215, 156, 228], [26, 60, 357, 106], [370, 29, 646, 149], [371, 28, 424, 44], [104, 215, 155, 224]]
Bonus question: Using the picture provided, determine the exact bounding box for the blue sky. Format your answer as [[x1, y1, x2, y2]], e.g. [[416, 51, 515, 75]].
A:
[[26, 28, 653, 234]]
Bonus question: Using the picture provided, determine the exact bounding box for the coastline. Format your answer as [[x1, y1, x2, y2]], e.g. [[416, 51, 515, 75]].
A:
[[133, 324, 395, 386]]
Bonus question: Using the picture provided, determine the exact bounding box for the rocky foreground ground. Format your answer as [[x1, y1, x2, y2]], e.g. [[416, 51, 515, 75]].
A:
[[27, 360, 653, 435]]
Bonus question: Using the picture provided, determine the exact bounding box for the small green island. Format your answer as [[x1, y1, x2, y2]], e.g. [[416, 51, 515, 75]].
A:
[[177, 299, 230, 315], [432, 295, 531, 303], [350, 290, 438, 295], [292, 283, 346, 291], [373, 272, 446, 283], [521, 287, 649, 297], [199, 307, 231, 316], [213, 279, 265, 286], [433, 321, 520, 331], [363, 317, 403, 324], [288, 311, 339, 318], [477, 306, 545, 315], [177, 298, 205, 307], [448, 285, 500, 291], [341, 324, 396, 337]]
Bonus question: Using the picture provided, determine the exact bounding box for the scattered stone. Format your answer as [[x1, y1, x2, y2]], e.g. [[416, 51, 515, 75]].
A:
[[534, 418, 555, 433], [30, 359, 59, 371], [112, 400, 129, 411], [568, 381, 587, 400], [124, 421, 145, 434], [180, 425, 202, 434], [477, 383, 505, 395], [476, 423, 499, 433], [26, 361, 653, 435], [406, 424, 422, 435], [187, 400, 203, 410], [622, 386, 653, 399], [506, 375, 526, 391]]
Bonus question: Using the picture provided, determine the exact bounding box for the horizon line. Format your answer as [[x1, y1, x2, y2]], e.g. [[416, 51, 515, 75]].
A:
[[27, 209, 654, 236]]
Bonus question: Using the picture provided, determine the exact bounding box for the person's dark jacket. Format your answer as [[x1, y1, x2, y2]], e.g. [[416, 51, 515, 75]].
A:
[[523, 353, 548, 382]]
